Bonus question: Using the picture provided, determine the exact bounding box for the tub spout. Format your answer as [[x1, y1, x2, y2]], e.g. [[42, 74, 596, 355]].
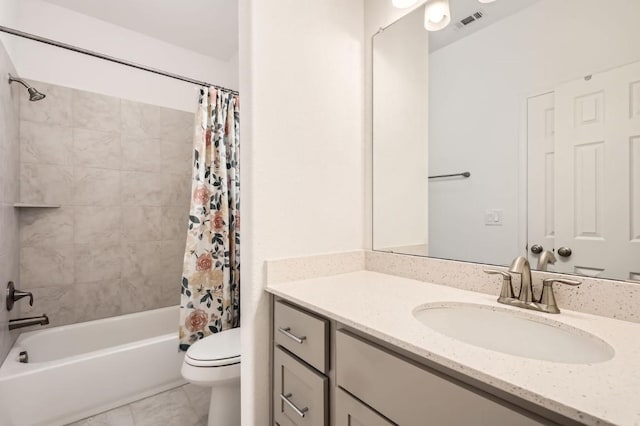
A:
[[9, 314, 49, 330]]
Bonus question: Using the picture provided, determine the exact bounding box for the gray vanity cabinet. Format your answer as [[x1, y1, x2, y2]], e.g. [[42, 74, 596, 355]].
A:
[[336, 330, 547, 426], [271, 297, 564, 426], [335, 388, 395, 426], [273, 301, 330, 426]]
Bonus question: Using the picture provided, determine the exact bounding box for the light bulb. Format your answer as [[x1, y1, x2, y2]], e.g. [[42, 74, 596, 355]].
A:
[[392, 0, 418, 8], [424, 0, 451, 31]]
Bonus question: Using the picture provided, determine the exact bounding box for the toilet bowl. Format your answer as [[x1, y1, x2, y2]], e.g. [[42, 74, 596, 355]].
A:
[[181, 328, 241, 426]]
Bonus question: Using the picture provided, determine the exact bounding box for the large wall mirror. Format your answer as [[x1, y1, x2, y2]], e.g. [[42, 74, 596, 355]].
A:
[[372, 0, 640, 282]]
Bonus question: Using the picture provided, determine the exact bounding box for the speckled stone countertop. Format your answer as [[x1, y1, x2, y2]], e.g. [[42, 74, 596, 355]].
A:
[[266, 271, 640, 426]]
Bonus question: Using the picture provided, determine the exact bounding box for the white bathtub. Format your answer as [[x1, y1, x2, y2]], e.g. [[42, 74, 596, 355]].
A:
[[0, 306, 186, 426]]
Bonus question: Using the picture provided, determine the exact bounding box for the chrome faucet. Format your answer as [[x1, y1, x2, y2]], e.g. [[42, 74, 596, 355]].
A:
[[536, 250, 557, 272], [9, 315, 49, 330], [484, 256, 581, 314]]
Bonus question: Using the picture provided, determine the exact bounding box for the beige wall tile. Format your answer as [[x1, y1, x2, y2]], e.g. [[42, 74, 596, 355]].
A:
[[121, 99, 193, 140], [121, 134, 162, 172], [20, 244, 74, 287], [75, 241, 122, 283], [0, 206, 19, 258], [121, 171, 163, 206], [72, 89, 121, 132], [122, 240, 163, 278], [73, 128, 120, 169], [20, 81, 72, 126], [121, 273, 180, 314], [19, 285, 77, 327], [161, 137, 193, 174], [21, 280, 124, 327], [121, 206, 162, 242], [20, 121, 73, 166], [157, 107, 194, 142], [73, 167, 121, 206], [162, 206, 189, 240], [1, 42, 21, 362], [162, 173, 192, 207], [121, 100, 161, 138], [17, 81, 196, 326], [20, 163, 73, 205], [160, 239, 187, 277], [74, 206, 122, 244], [19, 207, 74, 248]]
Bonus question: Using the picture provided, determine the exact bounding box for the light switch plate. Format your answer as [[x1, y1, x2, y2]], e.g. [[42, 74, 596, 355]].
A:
[[484, 209, 503, 226]]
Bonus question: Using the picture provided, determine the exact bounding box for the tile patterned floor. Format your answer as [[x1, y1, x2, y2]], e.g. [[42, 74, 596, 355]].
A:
[[68, 384, 212, 426]]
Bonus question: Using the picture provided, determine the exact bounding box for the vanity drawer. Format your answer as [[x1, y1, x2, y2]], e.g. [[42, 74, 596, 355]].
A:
[[336, 330, 547, 426], [335, 387, 395, 426], [274, 300, 329, 373], [273, 346, 328, 426]]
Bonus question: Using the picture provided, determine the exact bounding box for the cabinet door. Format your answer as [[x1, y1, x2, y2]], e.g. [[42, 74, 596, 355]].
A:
[[335, 387, 395, 426], [336, 330, 549, 425], [273, 346, 328, 426]]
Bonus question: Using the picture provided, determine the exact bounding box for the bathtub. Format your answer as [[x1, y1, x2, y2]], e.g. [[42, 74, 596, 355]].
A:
[[0, 306, 186, 426]]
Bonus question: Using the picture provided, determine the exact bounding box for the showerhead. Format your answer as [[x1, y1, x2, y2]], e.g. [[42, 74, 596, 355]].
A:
[[27, 87, 46, 101], [8, 73, 46, 102]]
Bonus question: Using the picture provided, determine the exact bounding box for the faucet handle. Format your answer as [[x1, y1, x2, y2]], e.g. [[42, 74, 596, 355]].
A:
[[6, 282, 34, 311], [484, 269, 514, 301], [539, 278, 581, 314], [542, 278, 581, 287]]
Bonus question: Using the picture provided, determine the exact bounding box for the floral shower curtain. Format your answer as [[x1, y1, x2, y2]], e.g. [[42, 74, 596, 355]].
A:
[[179, 87, 240, 351]]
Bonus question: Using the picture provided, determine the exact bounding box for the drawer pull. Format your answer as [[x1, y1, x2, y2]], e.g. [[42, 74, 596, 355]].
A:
[[278, 327, 307, 344], [280, 393, 309, 418]]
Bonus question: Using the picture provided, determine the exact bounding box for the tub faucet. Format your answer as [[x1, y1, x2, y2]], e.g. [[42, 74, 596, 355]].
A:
[[9, 315, 49, 330], [536, 250, 557, 272]]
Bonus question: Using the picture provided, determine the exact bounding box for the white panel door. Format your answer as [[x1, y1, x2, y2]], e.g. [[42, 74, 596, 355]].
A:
[[554, 61, 640, 280], [527, 93, 556, 265]]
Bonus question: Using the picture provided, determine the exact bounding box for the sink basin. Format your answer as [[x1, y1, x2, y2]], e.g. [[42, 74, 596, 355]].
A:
[[413, 303, 614, 364]]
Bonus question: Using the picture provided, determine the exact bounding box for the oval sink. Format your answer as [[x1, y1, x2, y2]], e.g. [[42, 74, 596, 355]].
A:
[[413, 303, 614, 364]]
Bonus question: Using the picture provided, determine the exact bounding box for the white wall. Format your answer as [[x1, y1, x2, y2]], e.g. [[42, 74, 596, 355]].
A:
[[372, 7, 428, 251], [0, 0, 238, 112], [428, 0, 640, 265], [240, 0, 365, 423]]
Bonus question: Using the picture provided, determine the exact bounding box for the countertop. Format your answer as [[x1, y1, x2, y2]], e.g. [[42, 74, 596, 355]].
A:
[[266, 271, 640, 426]]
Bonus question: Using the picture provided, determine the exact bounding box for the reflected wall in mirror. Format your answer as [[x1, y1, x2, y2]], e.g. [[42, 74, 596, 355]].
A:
[[372, 0, 640, 282]]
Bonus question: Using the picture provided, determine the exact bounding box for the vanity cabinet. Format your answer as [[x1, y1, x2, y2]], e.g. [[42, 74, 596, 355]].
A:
[[271, 297, 562, 426], [273, 301, 330, 426], [335, 388, 395, 426], [336, 330, 545, 425]]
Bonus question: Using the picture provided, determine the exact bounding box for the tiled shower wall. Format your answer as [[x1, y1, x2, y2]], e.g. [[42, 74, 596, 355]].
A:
[[19, 80, 194, 327], [0, 40, 21, 360]]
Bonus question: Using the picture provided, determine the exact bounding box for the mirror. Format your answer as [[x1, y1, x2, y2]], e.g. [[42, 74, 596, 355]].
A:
[[372, 0, 640, 282]]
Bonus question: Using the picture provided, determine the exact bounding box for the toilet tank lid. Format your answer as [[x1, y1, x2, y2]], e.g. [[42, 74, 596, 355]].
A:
[[186, 327, 241, 361]]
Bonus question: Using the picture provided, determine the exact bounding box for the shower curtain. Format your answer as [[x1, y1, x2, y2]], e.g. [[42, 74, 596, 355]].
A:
[[179, 87, 240, 350]]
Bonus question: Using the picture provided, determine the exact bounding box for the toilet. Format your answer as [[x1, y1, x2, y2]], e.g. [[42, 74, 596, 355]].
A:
[[181, 327, 241, 426]]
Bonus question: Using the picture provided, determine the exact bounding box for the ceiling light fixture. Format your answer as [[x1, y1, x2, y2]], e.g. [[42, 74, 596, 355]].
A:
[[424, 0, 451, 31], [392, 0, 418, 8], [478, 0, 497, 3]]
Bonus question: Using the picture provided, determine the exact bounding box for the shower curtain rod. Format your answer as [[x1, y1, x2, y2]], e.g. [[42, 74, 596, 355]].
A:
[[0, 25, 239, 96]]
